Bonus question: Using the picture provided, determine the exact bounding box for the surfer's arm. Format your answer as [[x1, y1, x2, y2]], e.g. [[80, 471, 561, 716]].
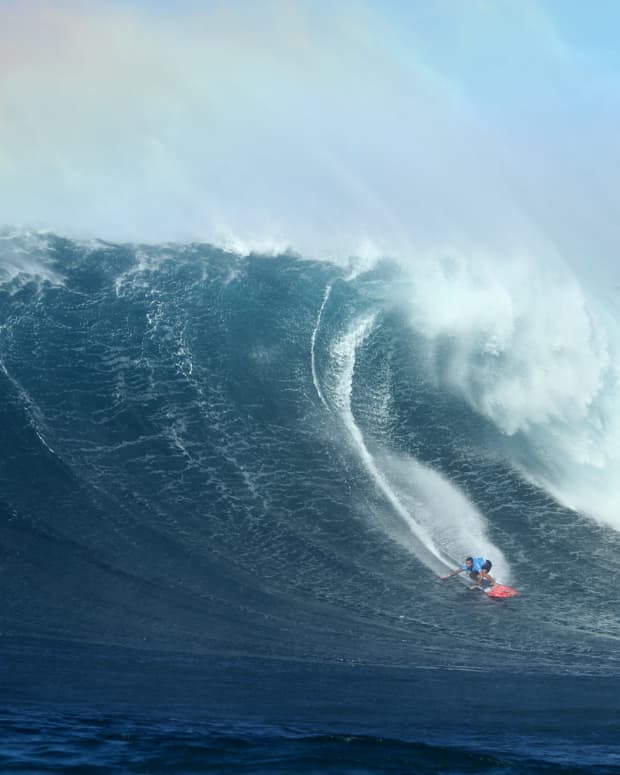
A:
[[441, 568, 463, 580]]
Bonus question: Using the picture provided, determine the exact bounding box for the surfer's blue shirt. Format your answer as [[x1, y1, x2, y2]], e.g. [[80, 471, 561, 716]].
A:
[[461, 557, 486, 572]]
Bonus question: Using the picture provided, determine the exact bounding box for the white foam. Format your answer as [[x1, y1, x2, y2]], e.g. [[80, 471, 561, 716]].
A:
[[399, 247, 620, 531], [375, 449, 510, 583], [310, 283, 332, 409]]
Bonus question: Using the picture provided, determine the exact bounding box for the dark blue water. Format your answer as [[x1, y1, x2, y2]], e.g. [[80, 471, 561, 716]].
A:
[[3, 710, 618, 774], [3, 641, 620, 773], [1, 232, 619, 772]]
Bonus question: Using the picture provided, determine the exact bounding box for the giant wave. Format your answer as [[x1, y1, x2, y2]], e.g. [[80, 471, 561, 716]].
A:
[[1, 231, 619, 677]]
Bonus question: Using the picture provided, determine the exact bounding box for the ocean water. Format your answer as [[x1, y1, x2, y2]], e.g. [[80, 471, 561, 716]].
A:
[[1, 232, 619, 773]]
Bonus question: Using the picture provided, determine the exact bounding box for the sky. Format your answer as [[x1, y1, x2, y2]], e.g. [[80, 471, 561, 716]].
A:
[[0, 0, 618, 277]]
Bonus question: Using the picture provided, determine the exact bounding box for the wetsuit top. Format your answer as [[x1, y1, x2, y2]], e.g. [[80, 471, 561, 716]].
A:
[[460, 557, 486, 573]]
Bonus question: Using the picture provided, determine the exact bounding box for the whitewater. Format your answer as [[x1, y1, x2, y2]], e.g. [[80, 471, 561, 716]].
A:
[[2, 1, 620, 772]]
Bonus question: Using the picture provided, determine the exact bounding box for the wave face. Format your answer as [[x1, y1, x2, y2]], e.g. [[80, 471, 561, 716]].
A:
[[1, 232, 619, 677]]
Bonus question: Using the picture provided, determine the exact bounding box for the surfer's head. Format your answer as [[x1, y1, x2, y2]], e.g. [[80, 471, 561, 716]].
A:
[[465, 557, 473, 567]]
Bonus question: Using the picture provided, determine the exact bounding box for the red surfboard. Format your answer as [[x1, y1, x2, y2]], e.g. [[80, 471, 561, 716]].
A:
[[486, 583, 519, 598]]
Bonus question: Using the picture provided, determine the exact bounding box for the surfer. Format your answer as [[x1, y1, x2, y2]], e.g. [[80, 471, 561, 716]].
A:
[[441, 556, 496, 589]]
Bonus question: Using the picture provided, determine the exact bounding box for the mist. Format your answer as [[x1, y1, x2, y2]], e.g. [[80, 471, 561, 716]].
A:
[[3, 0, 616, 272]]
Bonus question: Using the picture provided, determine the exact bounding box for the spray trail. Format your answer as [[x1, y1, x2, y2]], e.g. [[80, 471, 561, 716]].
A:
[[330, 315, 453, 571], [310, 283, 332, 410]]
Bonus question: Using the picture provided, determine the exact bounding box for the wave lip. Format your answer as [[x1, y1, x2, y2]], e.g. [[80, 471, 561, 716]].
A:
[[0, 229, 65, 290]]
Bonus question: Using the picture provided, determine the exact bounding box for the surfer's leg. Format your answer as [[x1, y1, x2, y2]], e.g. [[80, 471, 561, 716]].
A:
[[482, 571, 496, 587], [481, 561, 495, 587]]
